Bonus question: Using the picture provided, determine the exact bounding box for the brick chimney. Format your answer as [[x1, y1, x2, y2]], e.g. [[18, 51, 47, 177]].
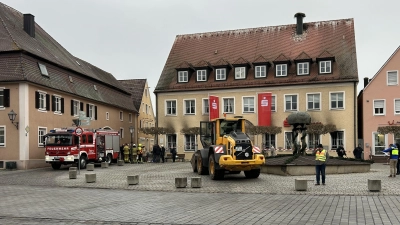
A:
[[364, 77, 370, 88], [23, 14, 35, 38], [294, 12, 306, 35]]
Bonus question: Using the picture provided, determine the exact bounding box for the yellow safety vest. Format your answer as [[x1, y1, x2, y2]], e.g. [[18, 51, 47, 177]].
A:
[[392, 148, 399, 155], [315, 149, 327, 161]]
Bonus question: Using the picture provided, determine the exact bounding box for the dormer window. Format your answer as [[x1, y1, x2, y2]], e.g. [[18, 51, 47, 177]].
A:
[[197, 70, 207, 82], [297, 62, 309, 75], [319, 61, 332, 74], [38, 63, 49, 76], [276, 64, 287, 77], [255, 66, 266, 78], [216, 68, 226, 80], [235, 67, 246, 79], [178, 71, 188, 82]]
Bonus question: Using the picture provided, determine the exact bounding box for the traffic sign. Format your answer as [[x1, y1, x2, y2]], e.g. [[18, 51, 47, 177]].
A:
[[75, 127, 83, 136]]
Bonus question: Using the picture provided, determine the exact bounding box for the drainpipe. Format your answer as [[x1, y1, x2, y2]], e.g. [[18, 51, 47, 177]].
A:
[[354, 81, 357, 150], [155, 92, 158, 144]]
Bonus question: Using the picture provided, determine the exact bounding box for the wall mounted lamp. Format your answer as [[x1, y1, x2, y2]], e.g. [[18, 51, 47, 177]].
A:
[[8, 109, 19, 129]]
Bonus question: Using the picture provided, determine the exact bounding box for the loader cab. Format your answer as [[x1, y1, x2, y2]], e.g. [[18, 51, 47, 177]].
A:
[[200, 118, 246, 149]]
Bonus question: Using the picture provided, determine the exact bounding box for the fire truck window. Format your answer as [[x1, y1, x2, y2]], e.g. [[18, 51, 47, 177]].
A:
[[88, 135, 93, 143], [74, 136, 79, 145], [82, 135, 87, 143]]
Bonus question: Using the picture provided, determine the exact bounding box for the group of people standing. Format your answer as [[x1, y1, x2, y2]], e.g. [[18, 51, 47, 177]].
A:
[[121, 143, 178, 163]]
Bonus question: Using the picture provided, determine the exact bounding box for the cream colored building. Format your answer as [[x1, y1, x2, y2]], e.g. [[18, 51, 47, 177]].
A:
[[155, 13, 359, 160]]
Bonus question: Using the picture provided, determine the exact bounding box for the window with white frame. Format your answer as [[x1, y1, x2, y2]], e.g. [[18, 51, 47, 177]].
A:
[[106, 112, 109, 120], [307, 93, 320, 110], [271, 96, 276, 111], [373, 100, 385, 115], [330, 131, 343, 150], [88, 104, 95, 119], [185, 99, 195, 114], [38, 92, 46, 110], [0, 89, 4, 107], [235, 67, 246, 79], [120, 128, 124, 139], [276, 64, 287, 76], [285, 95, 298, 111], [167, 134, 177, 149], [223, 98, 234, 113], [178, 71, 188, 82], [203, 99, 209, 115], [166, 100, 177, 115], [308, 134, 320, 150], [72, 100, 79, 116], [297, 62, 309, 75], [388, 71, 398, 86], [0, 126, 5, 147], [53, 95, 62, 113], [330, 92, 344, 109], [119, 111, 123, 121], [285, 132, 293, 149], [197, 70, 207, 81], [264, 134, 276, 149], [243, 97, 255, 113], [216, 68, 226, 80], [38, 127, 47, 147], [146, 104, 148, 114], [319, 61, 332, 74], [184, 134, 196, 151], [255, 66, 266, 78], [129, 113, 132, 123], [395, 99, 400, 114]]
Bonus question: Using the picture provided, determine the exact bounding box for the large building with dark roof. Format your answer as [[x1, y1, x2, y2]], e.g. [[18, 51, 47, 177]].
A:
[[154, 13, 359, 159], [0, 3, 137, 169]]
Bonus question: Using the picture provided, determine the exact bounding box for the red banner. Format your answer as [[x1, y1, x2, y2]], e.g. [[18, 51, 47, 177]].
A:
[[209, 95, 219, 121], [258, 93, 272, 126]]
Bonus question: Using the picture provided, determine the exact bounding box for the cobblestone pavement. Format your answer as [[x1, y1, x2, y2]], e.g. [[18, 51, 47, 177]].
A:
[[0, 162, 400, 224]]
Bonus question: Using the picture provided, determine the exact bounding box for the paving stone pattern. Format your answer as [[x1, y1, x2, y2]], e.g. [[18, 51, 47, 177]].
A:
[[0, 162, 400, 224]]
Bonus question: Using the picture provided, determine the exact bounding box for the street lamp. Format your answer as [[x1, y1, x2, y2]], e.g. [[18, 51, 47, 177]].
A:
[[129, 126, 134, 164], [8, 110, 19, 129]]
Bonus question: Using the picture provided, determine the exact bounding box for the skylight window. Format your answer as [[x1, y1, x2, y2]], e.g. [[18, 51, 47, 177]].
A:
[[38, 63, 49, 76]]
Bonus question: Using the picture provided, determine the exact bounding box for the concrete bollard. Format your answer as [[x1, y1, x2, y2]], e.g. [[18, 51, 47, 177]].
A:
[[127, 175, 139, 185], [295, 179, 308, 191], [368, 179, 381, 192], [69, 167, 77, 171], [86, 164, 94, 171], [118, 160, 124, 166], [191, 177, 202, 188], [69, 170, 77, 179], [85, 173, 96, 183], [101, 162, 108, 168], [175, 177, 187, 188]]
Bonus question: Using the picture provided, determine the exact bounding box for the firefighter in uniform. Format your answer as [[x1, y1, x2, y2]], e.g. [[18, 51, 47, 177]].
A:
[[123, 143, 130, 163], [137, 144, 143, 163], [131, 144, 138, 164]]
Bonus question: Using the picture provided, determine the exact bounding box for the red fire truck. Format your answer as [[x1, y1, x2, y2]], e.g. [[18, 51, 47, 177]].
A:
[[44, 127, 120, 170]]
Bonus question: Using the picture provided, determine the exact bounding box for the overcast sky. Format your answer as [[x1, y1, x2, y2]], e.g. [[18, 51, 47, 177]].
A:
[[2, 0, 399, 109]]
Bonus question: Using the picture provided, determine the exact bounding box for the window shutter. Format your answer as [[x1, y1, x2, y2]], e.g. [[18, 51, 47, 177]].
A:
[[61, 98, 64, 113], [70, 100, 74, 115], [388, 72, 398, 85], [395, 100, 400, 113], [52, 95, 55, 111], [86, 104, 89, 117], [46, 94, 50, 111], [374, 100, 384, 108], [3, 89, 9, 107], [80, 102, 84, 111], [94, 106, 97, 120], [35, 91, 40, 109]]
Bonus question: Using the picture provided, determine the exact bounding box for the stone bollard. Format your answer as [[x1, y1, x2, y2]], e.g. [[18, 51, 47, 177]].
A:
[[86, 164, 94, 171], [101, 162, 108, 168], [295, 179, 308, 191], [69, 170, 77, 179], [191, 177, 202, 188], [175, 177, 187, 188], [69, 167, 77, 171], [85, 173, 96, 183], [368, 179, 381, 192], [118, 160, 124, 166], [127, 175, 139, 185]]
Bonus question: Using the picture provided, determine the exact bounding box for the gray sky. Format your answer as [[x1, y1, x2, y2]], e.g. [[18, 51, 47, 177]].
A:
[[3, 0, 399, 109]]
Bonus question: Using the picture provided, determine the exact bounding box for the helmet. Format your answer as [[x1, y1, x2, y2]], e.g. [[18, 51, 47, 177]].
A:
[[139, 144, 142, 147], [133, 144, 136, 147]]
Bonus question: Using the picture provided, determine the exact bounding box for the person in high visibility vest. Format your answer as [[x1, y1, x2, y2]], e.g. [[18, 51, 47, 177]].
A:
[[383, 144, 399, 177], [123, 143, 130, 163], [314, 144, 329, 185], [131, 144, 138, 164]]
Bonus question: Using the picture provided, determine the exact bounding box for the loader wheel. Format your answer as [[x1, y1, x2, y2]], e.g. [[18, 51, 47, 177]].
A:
[[197, 155, 208, 175], [209, 154, 224, 180], [191, 154, 198, 172], [244, 169, 260, 179]]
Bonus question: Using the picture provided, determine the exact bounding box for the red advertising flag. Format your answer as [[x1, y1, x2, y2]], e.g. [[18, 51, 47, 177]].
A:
[[209, 95, 219, 121], [258, 93, 272, 126]]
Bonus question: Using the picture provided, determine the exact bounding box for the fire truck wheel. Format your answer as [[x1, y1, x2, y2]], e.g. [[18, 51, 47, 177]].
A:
[[51, 163, 61, 170], [106, 154, 112, 164], [209, 154, 224, 180], [79, 155, 87, 169], [191, 154, 198, 172], [196, 154, 208, 175], [244, 169, 260, 179]]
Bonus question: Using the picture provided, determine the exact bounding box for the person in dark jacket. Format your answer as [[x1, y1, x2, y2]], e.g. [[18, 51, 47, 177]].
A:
[[336, 145, 346, 158], [353, 145, 363, 159], [170, 145, 177, 162], [160, 144, 166, 163], [152, 144, 161, 163]]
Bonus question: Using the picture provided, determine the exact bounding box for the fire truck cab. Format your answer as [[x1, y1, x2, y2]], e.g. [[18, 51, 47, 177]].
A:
[[45, 128, 120, 170]]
